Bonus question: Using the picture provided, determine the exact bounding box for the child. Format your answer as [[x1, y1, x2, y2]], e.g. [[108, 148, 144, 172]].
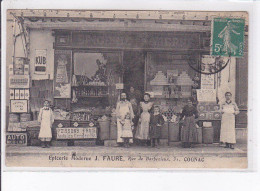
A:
[[149, 106, 164, 148], [121, 112, 134, 148], [38, 100, 54, 148]]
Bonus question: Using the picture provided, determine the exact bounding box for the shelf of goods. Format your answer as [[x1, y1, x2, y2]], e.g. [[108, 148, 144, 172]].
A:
[[149, 71, 194, 99]]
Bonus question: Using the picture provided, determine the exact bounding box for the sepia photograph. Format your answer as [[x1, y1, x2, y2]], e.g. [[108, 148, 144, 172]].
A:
[[3, 9, 248, 169]]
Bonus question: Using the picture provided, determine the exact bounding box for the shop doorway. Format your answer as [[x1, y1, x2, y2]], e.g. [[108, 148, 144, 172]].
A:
[[123, 51, 145, 98]]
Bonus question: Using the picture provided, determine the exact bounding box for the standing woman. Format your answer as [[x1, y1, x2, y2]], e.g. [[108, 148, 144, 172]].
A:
[[179, 98, 199, 148], [135, 93, 154, 146], [220, 92, 240, 149]]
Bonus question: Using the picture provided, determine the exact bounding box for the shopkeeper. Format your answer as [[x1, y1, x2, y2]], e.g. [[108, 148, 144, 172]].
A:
[[220, 92, 240, 149], [116, 92, 134, 145]]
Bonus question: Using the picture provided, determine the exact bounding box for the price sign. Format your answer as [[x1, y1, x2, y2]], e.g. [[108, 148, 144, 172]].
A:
[[10, 100, 28, 113], [56, 127, 97, 139]]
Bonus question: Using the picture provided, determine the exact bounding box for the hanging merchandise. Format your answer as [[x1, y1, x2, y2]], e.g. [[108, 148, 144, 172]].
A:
[[14, 57, 26, 75], [54, 51, 72, 98], [56, 55, 69, 83], [10, 89, 15, 99], [24, 89, 30, 100], [15, 89, 20, 100]]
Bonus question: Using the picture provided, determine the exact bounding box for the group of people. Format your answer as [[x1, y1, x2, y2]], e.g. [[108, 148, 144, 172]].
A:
[[116, 89, 164, 148], [37, 86, 239, 150], [115, 87, 240, 149]]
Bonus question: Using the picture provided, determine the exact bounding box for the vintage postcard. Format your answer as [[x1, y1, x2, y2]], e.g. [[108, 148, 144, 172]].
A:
[[3, 9, 249, 169]]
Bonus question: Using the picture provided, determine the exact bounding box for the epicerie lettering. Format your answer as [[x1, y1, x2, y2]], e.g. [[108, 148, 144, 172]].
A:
[[49, 155, 68, 162]]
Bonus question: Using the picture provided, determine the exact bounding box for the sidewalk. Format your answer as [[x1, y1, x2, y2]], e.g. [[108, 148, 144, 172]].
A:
[[6, 142, 247, 158]]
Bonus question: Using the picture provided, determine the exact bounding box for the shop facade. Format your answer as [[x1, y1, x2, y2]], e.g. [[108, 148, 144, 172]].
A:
[[6, 10, 248, 146]]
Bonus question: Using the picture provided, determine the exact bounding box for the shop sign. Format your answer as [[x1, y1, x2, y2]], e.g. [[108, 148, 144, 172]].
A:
[[211, 18, 245, 57], [10, 100, 28, 113], [116, 83, 124, 90], [9, 75, 30, 88], [35, 49, 47, 74], [56, 127, 97, 139], [196, 89, 217, 102], [6, 133, 27, 145]]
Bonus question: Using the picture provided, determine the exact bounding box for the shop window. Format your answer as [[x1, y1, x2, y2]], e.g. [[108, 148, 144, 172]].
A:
[[145, 52, 200, 120], [71, 52, 122, 114]]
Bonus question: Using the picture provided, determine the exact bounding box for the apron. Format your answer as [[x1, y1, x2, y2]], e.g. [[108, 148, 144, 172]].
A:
[[135, 102, 153, 140], [220, 103, 236, 144], [39, 109, 52, 141]]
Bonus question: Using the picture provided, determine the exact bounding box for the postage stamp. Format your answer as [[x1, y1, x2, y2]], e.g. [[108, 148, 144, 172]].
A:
[[3, 9, 249, 169]]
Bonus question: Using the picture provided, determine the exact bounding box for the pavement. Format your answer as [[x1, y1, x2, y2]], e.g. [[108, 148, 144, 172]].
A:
[[6, 142, 247, 157], [4, 142, 247, 168]]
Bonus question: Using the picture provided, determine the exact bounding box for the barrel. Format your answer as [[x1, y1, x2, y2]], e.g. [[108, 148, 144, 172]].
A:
[[202, 126, 214, 144], [196, 126, 203, 144], [168, 122, 179, 142], [98, 119, 110, 140], [109, 120, 117, 140], [9, 113, 19, 123], [161, 121, 169, 139], [20, 113, 31, 122]]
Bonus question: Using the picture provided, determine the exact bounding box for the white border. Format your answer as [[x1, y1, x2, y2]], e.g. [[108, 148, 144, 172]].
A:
[[2, 0, 260, 190]]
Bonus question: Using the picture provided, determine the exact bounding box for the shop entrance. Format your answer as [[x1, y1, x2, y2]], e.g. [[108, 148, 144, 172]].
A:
[[123, 51, 145, 97]]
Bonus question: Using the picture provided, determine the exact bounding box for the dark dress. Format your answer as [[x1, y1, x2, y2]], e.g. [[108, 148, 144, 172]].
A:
[[150, 114, 164, 139], [180, 105, 199, 143]]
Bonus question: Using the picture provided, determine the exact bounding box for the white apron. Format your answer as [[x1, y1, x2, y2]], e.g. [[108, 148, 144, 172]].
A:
[[38, 108, 54, 141], [220, 102, 239, 144]]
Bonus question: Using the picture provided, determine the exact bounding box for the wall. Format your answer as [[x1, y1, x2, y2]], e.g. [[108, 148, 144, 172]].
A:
[[217, 57, 236, 103], [5, 18, 54, 103]]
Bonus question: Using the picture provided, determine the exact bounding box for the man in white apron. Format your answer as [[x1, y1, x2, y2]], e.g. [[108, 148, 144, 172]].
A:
[[220, 92, 240, 149], [115, 92, 134, 145]]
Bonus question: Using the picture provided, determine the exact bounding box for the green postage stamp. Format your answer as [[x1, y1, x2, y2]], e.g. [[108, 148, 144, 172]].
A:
[[211, 18, 245, 57]]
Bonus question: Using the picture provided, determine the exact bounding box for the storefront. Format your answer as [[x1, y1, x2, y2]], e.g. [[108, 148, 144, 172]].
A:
[[6, 10, 248, 146]]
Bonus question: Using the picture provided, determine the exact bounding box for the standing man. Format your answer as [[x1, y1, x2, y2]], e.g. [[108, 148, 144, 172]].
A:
[[220, 92, 240, 149], [116, 92, 134, 145]]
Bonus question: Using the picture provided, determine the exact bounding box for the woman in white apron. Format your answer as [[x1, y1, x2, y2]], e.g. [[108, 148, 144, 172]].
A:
[[220, 92, 240, 149], [135, 93, 153, 146], [116, 92, 134, 145], [38, 100, 54, 148]]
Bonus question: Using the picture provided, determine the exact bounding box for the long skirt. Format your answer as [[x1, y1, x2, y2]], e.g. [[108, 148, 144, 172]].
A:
[[181, 116, 198, 143], [135, 112, 150, 140], [220, 113, 236, 144]]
